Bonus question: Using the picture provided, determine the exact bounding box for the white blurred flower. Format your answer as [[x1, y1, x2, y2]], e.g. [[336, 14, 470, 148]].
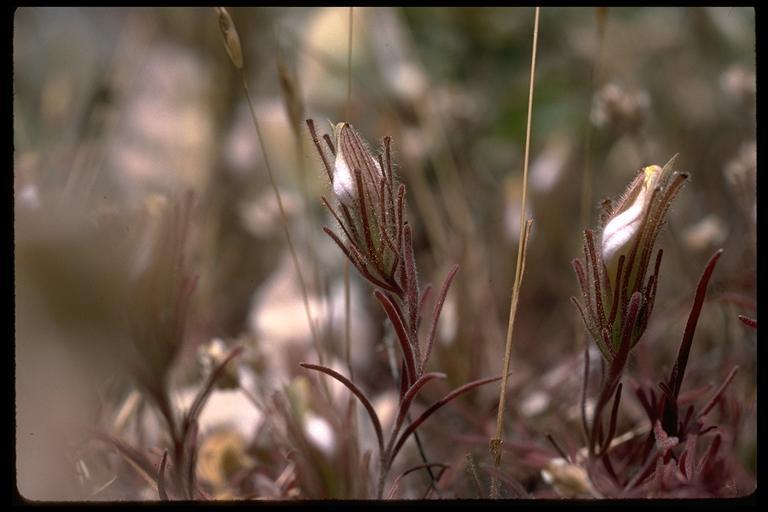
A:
[[541, 458, 593, 498], [683, 214, 728, 251], [304, 413, 336, 455], [174, 387, 263, 442]]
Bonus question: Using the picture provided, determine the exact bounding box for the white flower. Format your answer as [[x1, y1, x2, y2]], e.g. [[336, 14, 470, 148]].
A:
[[332, 122, 382, 203], [601, 164, 663, 286]]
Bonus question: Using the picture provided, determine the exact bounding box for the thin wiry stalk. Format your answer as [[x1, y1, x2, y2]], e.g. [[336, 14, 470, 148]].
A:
[[386, 463, 449, 499], [698, 366, 738, 419], [216, 8, 330, 401], [490, 8, 540, 498], [581, 339, 591, 446], [346, 6, 354, 120], [344, 6, 354, 380], [546, 433, 571, 462], [396, 7, 506, 367], [397, 8, 476, 242], [240, 74, 327, 373], [579, 7, 609, 230], [274, 25, 327, 344]]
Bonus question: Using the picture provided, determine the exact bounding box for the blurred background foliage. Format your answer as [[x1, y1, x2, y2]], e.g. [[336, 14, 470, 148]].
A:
[[14, 7, 755, 500]]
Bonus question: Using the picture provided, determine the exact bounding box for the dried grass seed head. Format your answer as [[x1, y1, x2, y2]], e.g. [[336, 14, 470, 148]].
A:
[[216, 7, 243, 70]]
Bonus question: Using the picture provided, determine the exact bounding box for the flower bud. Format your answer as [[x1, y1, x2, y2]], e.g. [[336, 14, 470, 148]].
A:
[[332, 122, 383, 203], [572, 157, 687, 361], [601, 164, 663, 285], [312, 121, 404, 295]]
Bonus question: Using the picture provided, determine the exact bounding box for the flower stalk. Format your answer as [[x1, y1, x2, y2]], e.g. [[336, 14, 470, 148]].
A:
[[305, 120, 504, 498], [573, 157, 688, 363], [572, 156, 688, 458]]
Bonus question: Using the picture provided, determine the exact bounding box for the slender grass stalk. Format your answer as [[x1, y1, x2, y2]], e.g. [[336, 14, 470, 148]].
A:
[[342, 10, 358, 496], [215, 8, 328, 391], [578, 7, 608, 231], [344, 6, 354, 380], [275, 25, 326, 321], [346, 7, 354, 121], [573, 10, 606, 374], [489, 6, 540, 499], [240, 75, 326, 366]]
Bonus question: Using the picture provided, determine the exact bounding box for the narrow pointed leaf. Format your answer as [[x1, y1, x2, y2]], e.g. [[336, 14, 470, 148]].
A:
[[158, 450, 169, 500], [299, 362, 384, 455], [422, 264, 459, 372], [394, 372, 446, 437], [186, 346, 244, 429], [374, 290, 417, 385], [669, 250, 723, 398], [391, 374, 504, 461]]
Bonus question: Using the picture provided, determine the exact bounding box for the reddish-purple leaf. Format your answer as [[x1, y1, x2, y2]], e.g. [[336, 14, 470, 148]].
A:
[[698, 366, 739, 419], [738, 315, 757, 329], [418, 284, 433, 327], [634, 386, 654, 419], [572, 258, 590, 310], [399, 360, 409, 401], [323, 133, 335, 156], [601, 451, 620, 486], [422, 264, 459, 372], [324, 227, 401, 294], [395, 186, 406, 281], [624, 451, 659, 492], [684, 434, 697, 480], [545, 433, 571, 462], [696, 434, 722, 475], [386, 463, 449, 499], [581, 340, 591, 445], [186, 346, 244, 430], [394, 372, 446, 437], [158, 450, 169, 500], [299, 362, 384, 455], [608, 255, 626, 326], [653, 420, 679, 455], [585, 230, 607, 331], [591, 292, 641, 454], [383, 136, 395, 191], [183, 419, 199, 499], [670, 250, 723, 399], [600, 382, 623, 455], [402, 225, 420, 343], [339, 202, 362, 244], [321, 197, 357, 248], [305, 119, 334, 182], [391, 374, 503, 461], [374, 290, 418, 385], [636, 174, 688, 295], [93, 431, 159, 488]]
